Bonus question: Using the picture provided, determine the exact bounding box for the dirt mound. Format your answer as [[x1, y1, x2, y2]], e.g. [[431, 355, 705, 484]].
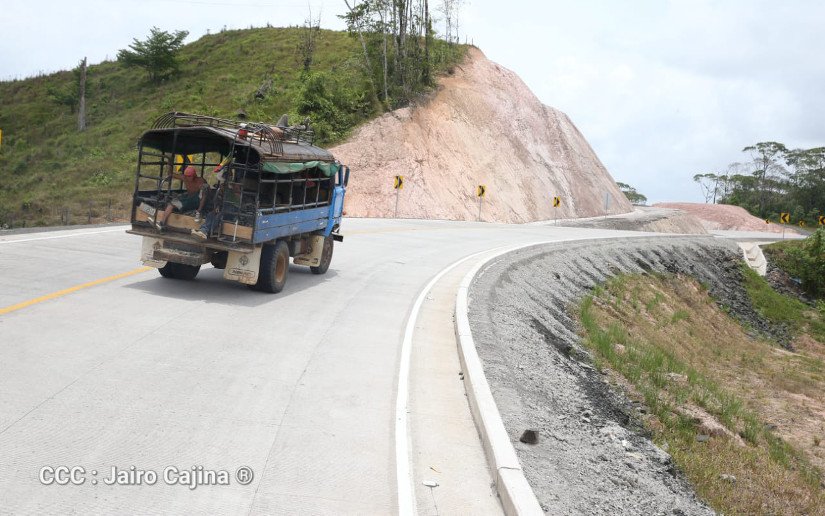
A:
[[654, 203, 801, 234], [332, 48, 632, 223]]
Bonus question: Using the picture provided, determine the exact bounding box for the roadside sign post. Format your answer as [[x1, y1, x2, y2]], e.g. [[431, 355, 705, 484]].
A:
[[476, 185, 486, 221], [393, 175, 404, 218], [780, 212, 790, 240], [553, 196, 561, 225]]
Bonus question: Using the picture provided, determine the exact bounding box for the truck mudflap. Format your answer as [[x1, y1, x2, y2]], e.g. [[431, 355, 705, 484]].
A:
[[141, 236, 167, 268], [293, 235, 326, 267], [224, 247, 262, 285]]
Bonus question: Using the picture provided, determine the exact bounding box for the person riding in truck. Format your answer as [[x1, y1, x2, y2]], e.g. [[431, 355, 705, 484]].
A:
[[149, 164, 206, 231]]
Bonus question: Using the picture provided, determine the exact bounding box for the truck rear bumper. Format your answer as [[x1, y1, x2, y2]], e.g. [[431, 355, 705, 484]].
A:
[[126, 228, 255, 254]]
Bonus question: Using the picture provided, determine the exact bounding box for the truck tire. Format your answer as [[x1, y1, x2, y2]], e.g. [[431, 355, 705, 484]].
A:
[[310, 236, 334, 275], [255, 240, 290, 293], [210, 251, 228, 269], [158, 262, 200, 280]]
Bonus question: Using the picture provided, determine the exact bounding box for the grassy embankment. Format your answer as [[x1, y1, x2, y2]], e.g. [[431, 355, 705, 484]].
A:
[[0, 27, 464, 227], [579, 269, 825, 514]]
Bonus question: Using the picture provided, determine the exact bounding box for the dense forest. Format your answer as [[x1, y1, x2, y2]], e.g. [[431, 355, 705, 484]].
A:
[[694, 142, 824, 226]]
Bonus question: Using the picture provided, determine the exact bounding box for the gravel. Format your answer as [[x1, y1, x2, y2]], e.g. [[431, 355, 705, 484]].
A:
[[556, 207, 707, 235], [467, 235, 778, 515]]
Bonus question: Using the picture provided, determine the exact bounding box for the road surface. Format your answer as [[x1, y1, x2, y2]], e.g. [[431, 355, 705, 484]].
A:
[[0, 218, 655, 514]]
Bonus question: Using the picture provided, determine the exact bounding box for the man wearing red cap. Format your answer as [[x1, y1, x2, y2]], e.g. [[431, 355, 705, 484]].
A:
[[150, 164, 206, 230]]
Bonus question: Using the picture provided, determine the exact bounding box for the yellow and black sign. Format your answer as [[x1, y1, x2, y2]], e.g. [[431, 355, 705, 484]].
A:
[[477, 185, 486, 198], [394, 175, 404, 189], [819, 215, 825, 226], [553, 196, 561, 207], [174, 154, 196, 172], [799, 220, 806, 227], [780, 212, 790, 223], [765, 219, 771, 225]]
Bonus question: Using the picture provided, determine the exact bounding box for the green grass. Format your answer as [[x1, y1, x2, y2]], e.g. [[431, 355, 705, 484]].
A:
[[0, 27, 466, 227], [741, 264, 825, 342], [579, 273, 825, 514]]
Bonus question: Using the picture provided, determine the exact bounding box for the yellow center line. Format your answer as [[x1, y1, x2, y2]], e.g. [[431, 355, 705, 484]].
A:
[[0, 267, 153, 316]]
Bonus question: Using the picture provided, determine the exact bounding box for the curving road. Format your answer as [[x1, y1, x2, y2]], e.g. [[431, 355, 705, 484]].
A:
[[0, 219, 656, 514]]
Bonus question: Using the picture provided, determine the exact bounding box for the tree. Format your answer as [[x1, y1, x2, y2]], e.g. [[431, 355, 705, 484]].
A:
[[47, 61, 86, 114], [703, 141, 824, 226], [693, 173, 720, 203], [117, 27, 189, 83], [297, 9, 321, 72], [616, 182, 648, 205], [742, 141, 788, 216], [339, 0, 461, 107]]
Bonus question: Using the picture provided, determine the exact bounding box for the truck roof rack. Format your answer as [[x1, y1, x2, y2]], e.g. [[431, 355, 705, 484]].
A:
[[151, 111, 316, 146]]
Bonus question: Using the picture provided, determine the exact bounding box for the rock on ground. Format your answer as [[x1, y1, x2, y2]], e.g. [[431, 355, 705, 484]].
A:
[[467, 236, 778, 515], [332, 48, 632, 223]]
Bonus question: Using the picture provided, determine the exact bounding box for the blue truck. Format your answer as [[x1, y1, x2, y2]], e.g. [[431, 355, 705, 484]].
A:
[[127, 112, 349, 292]]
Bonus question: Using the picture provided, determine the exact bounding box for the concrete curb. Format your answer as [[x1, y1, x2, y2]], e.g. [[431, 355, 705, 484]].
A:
[[454, 244, 545, 516]]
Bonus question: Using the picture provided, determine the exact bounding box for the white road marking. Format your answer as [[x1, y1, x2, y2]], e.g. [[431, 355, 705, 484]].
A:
[[0, 227, 129, 245]]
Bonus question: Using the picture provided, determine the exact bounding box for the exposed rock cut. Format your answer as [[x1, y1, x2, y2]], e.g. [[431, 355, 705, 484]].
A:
[[332, 48, 632, 223]]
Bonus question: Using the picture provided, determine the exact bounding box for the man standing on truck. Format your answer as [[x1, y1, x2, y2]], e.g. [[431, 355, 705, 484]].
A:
[[149, 164, 206, 231], [191, 167, 233, 239]]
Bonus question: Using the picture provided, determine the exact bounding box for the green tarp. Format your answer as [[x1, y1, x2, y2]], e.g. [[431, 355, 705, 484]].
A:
[[262, 160, 339, 176]]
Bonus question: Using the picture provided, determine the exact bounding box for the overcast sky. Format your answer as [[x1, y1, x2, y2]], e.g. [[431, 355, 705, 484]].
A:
[[2, 0, 822, 203]]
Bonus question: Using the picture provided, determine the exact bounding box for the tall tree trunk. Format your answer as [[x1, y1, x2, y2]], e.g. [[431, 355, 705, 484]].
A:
[[77, 57, 87, 132], [344, 0, 373, 75], [378, 7, 389, 102], [423, 0, 430, 84]]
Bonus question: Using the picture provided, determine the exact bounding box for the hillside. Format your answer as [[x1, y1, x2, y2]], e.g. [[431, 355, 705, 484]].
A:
[[0, 29, 628, 227], [0, 28, 385, 227], [333, 48, 632, 222]]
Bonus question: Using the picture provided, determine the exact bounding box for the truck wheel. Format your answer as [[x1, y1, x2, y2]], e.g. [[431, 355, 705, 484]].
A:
[[210, 251, 228, 269], [255, 240, 290, 293], [158, 262, 200, 280], [310, 236, 334, 275]]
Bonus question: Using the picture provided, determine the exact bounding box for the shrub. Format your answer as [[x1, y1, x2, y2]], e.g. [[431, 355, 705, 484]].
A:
[[786, 228, 825, 297]]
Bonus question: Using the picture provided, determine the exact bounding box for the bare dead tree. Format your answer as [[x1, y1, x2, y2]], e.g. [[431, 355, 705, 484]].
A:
[[298, 7, 322, 72], [423, 0, 431, 83], [376, 1, 389, 101], [77, 57, 87, 131]]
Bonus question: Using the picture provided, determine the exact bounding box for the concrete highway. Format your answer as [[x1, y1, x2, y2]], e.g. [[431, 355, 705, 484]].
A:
[[0, 218, 655, 514]]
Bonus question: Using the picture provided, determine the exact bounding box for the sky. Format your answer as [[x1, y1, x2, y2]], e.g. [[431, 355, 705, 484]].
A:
[[1, 0, 823, 204]]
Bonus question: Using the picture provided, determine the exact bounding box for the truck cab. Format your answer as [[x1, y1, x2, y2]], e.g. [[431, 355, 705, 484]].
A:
[[127, 112, 349, 293]]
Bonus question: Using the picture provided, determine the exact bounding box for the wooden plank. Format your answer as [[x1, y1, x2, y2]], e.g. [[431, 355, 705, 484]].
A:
[[134, 209, 199, 230], [168, 213, 200, 230], [221, 222, 253, 240]]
